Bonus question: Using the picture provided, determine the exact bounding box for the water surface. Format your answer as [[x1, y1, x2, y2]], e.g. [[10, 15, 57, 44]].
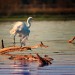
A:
[[0, 21, 75, 75]]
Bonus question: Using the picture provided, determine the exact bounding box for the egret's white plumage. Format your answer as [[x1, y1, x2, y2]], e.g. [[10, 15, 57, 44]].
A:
[[10, 17, 32, 46]]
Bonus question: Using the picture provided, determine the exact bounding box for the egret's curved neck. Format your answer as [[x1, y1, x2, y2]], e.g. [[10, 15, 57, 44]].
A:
[[27, 19, 31, 28]]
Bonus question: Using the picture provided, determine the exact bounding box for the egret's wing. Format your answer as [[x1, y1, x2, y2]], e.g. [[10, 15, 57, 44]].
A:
[[20, 22, 30, 36], [10, 21, 23, 34]]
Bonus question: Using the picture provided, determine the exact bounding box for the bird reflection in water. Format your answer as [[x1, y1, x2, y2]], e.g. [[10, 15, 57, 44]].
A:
[[10, 57, 31, 75]]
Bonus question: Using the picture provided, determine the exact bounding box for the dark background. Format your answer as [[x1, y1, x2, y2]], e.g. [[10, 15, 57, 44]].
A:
[[0, 0, 75, 19]]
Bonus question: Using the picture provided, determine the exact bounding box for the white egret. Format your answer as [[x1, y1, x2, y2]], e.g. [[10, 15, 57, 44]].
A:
[[10, 17, 32, 47]]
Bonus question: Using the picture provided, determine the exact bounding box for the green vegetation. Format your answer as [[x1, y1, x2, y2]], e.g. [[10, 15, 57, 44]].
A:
[[0, 14, 75, 21]]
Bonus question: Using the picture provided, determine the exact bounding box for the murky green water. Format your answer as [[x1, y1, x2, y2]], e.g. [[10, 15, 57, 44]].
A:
[[0, 21, 75, 75]]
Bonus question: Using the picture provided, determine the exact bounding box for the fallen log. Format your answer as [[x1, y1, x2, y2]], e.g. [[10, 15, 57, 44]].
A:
[[0, 42, 48, 54], [7, 53, 53, 67]]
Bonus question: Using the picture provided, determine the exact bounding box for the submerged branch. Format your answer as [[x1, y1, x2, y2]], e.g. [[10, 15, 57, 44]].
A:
[[7, 53, 53, 67]]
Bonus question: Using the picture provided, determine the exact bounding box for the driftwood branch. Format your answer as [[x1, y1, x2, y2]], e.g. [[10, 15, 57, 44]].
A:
[[1, 39, 4, 48], [7, 53, 53, 67], [0, 42, 48, 54], [0, 41, 54, 67]]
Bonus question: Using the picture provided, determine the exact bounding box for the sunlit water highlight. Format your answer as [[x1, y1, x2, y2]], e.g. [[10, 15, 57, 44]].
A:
[[0, 21, 75, 75]]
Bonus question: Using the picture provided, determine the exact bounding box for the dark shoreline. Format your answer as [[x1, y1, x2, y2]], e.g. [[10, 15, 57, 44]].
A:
[[0, 14, 75, 21]]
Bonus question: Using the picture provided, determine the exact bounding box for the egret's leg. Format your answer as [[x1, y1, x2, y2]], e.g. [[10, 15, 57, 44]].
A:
[[22, 37, 26, 46], [20, 38, 22, 47], [13, 35, 15, 46], [20, 42, 25, 47], [20, 39, 21, 46], [20, 39, 21, 44], [20, 36, 28, 47], [21, 43, 22, 47], [20, 42, 23, 47], [20, 40, 26, 47]]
